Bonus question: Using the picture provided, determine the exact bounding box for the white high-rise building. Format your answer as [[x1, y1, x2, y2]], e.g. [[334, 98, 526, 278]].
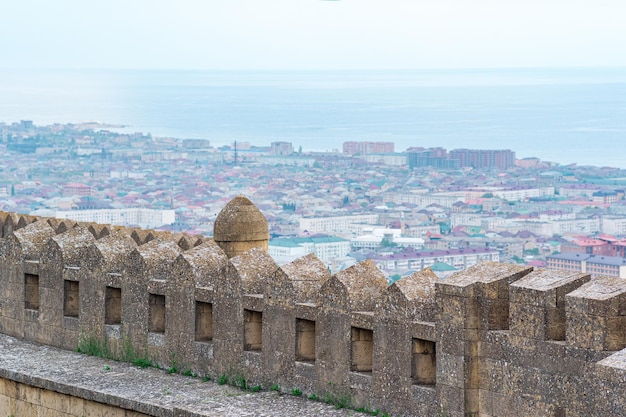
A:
[[48, 208, 176, 229]]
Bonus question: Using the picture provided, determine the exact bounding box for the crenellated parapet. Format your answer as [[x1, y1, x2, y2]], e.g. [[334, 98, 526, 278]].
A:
[[1, 199, 626, 417], [316, 260, 388, 403], [372, 268, 440, 415], [435, 262, 534, 416], [510, 269, 590, 343], [566, 276, 626, 351]]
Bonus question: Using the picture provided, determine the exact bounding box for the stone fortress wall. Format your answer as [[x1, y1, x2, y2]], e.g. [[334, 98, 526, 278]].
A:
[[0, 195, 625, 416]]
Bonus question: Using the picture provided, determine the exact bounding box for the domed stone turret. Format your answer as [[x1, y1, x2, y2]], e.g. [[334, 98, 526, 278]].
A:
[[213, 195, 269, 259]]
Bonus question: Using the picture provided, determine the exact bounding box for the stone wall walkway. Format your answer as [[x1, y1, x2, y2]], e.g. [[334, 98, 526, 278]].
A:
[[0, 334, 360, 416]]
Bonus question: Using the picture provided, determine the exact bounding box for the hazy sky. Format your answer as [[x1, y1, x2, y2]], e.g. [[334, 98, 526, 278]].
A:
[[2, 0, 626, 70]]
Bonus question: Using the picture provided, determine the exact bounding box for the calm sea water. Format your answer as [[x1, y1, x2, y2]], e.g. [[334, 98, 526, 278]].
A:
[[1, 68, 625, 168]]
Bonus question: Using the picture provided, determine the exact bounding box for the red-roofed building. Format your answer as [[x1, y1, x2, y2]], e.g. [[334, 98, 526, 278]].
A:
[[62, 182, 92, 197], [608, 240, 626, 257], [561, 238, 610, 256]]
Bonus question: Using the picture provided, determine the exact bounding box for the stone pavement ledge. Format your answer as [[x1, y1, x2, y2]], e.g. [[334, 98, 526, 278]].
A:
[[0, 334, 362, 416]]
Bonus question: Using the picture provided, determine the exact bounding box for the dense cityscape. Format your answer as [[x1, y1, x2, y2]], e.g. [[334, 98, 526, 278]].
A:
[[3, 119, 626, 281]]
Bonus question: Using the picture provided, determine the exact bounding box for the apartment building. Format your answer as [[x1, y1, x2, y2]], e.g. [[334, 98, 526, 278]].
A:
[[342, 141, 394, 155], [299, 214, 379, 233], [52, 208, 176, 229], [358, 153, 408, 166], [551, 218, 601, 235], [546, 253, 626, 278], [448, 148, 515, 170], [601, 216, 626, 235], [368, 247, 499, 272], [269, 236, 350, 263]]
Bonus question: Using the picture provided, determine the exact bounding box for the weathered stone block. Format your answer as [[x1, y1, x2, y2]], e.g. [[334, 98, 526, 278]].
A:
[[567, 276, 626, 352], [436, 353, 464, 388], [485, 298, 510, 330], [510, 302, 545, 340], [14, 399, 38, 417], [0, 379, 17, 398], [436, 384, 465, 416]]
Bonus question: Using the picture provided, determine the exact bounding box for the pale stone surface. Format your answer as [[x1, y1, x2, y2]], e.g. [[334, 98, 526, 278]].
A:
[[8, 220, 57, 260], [280, 253, 331, 303], [230, 247, 278, 294], [0, 334, 357, 417], [331, 260, 388, 311]]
